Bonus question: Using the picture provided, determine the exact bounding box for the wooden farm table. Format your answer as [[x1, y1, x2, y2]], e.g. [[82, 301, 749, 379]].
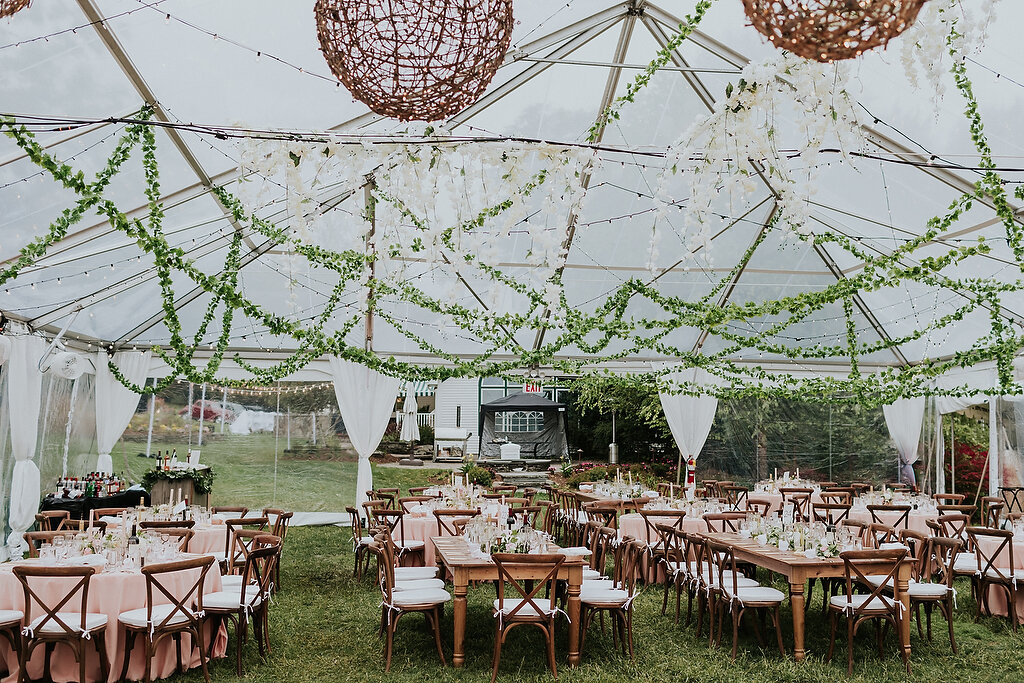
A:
[[702, 532, 914, 662], [431, 537, 585, 668]]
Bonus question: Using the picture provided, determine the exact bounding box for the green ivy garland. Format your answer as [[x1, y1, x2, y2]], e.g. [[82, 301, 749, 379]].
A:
[[140, 467, 216, 496], [1, 3, 1022, 407]]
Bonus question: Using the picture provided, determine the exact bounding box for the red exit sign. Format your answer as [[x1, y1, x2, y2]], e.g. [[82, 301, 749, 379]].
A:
[[523, 381, 543, 394]]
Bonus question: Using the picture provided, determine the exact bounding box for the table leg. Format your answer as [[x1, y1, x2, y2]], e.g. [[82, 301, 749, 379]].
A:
[[897, 565, 912, 664], [566, 576, 582, 666], [789, 580, 806, 661], [452, 580, 468, 668]]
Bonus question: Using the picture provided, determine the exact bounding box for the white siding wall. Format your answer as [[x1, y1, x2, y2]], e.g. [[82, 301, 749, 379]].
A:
[[434, 378, 481, 454]]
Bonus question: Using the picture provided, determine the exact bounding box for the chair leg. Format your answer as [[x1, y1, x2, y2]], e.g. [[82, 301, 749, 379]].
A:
[[546, 621, 558, 677], [385, 618, 396, 673], [826, 611, 837, 663], [95, 631, 110, 683], [944, 599, 958, 654], [430, 608, 446, 667], [847, 617, 855, 676], [120, 630, 136, 683], [731, 608, 740, 662], [490, 622, 503, 683], [236, 613, 247, 676], [772, 606, 785, 656]]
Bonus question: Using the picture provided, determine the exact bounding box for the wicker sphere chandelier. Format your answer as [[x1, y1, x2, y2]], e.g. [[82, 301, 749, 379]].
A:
[[0, 0, 31, 19], [742, 0, 929, 62], [314, 0, 515, 122]]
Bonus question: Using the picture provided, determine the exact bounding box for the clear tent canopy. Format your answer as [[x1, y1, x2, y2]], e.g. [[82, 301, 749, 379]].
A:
[[0, 0, 1022, 401]]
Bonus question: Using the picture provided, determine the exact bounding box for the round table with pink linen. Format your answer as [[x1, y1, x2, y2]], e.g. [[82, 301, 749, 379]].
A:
[[396, 514, 453, 568], [0, 558, 227, 683], [186, 524, 229, 555]]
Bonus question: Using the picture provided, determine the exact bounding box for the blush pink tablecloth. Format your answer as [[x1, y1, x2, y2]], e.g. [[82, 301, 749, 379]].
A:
[[975, 536, 1024, 621], [398, 515, 459, 568], [0, 559, 227, 683], [618, 513, 708, 582], [186, 525, 229, 555], [847, 507, 936, 536]]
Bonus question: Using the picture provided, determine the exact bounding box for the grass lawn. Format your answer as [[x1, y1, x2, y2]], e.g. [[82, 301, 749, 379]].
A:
[[109, 433, 449, 512], [153, 522, 1024, 683]]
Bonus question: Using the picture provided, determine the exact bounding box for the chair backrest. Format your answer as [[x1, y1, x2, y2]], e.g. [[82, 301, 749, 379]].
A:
[[361, 500, 388, 526], [224, 517, 269, 564], [981, 497, 1005, 528], [966, 526, 1015, 581], [235, 542, 280, 608], [140, 520, 196, 530], [397, 497, 433, 514], [933, 493, 966, 505], [825, 486, 857, 500], [141, 555, 215, 632], [211, 506, 249, 516], [657, 482, 674, 498], [840, 518, 869, 545], [23, 531, 68, 557], [820, 491, 852, 505], [34, 510, 71, 532], [745, 498, 772, 515], [371, 489, 398, 509], [721, 486, 749, 510], [592, 527, 618, 577], [491, 484, 518, 494], [778, 493, 811, 522], [372, 509, 406, 544], [849, 483, 872, 496], [408, 486, 441, 497], [13, 565, 96, 636], [702, 512, 745, 533], [536, 500, 555, 534], [837, 548, 908, 619], [491, 553, 565, 621], [583, 504, 618, 529], [812, 502, 851, 526], [926, 536, 961, 588], [434, 509, 480, 536], [936, 513, 971, 545], [867, 523, 897, 548], [638, 509, 687, 545], [263, 508, 294, 539], [656, 523, 683, 567], [705, 538, 748, 597], [91, 507, 128, 518], [897, 529, 928, 581], [701, 480, 719, 498], [345, 506, 365, 547], [509, 506, 542, 529], [866, 504, 911, 530], [153, 528, 195, 552], [936, 504, 976, 517]]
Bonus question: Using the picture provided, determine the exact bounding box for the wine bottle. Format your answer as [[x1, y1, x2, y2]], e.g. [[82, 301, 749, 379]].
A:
[[127, 523, 141, 566]]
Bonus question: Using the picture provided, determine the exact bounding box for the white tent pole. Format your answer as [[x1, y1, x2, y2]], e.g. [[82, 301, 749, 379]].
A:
[[145, 376, 156, 459], [950, 419, 956, 495], [61, 377, 80, 478], [989, 398, 1000, 497], [187, 382, 193, 448], [219, 386, 227, 434], [287, 407, 291, 450], [198, 382, 206, 446], [311, 411, 317, 446], [274, 383, 281, 506], [38, 378, 54, 467]]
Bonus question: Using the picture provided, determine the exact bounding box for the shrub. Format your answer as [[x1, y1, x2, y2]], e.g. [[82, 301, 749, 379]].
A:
[[460, 464, 494, 487]]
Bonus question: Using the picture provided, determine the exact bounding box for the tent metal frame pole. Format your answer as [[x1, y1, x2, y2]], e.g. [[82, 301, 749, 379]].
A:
[[197, 382, 206, 447], [219, 386, 227, 435], [145, 376, 156, 458]]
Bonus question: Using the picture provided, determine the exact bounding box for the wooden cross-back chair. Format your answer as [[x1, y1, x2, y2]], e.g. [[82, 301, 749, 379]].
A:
[[583, 503, 618, 530], [117, 555, 216, 683], [13, 565, 110, 683], [397, 497, 434, 514], [579, 539, 645, 661], [23, 531, 68, 558], [490, 553, 565, 682], [826, 548, 911, 675], [371, 509, 425, 566], [980, 497, 1005, 528], [721, 486, 749, 511], [346, 506, 374, 579], [140, 520, 196, 531], [702, 512, 746, 534], [965, 526, 1023, 631], [222, 517, 268, 574], [508, 506, 542, 530], [812, 502, 851, 526], [933, 493, 966, 505]]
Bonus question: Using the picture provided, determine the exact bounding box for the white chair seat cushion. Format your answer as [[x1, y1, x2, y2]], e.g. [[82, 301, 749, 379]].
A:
[[709, 575, 759, 590], [863, 575, 895, 589], [879, 542, 909, 551], [830, 594, 896, 612], [394, 578, 446, 592], [952, 554, 977, 572], [581, 568, 602, 580], [979, 567, 1024, 581], [908, 582, 951, 599], [581, 588, 630, 605], [582, 578, 614, 591], [394, 566, 439, 580], [208, 551, 227, 561], [357, 537, 374, 546], [0, 610, 22, 626], [493, 598, 557, 617], [29, 612, 107, 634], [397, 540, 425, 551], [204, 590, 262, 611], [723, 586, 785, 603], [392, 589, 451, 607], [119, 604, 192, 629]]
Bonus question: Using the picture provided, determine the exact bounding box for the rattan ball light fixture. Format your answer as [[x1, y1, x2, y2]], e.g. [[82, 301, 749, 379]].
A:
[[742, 0, 929, 62], [0, 0, 31, 19], [314, 0, 515, 122]]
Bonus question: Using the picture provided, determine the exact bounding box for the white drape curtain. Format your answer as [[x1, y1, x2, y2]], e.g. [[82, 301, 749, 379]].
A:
[[882, 397, 926, 487], [7, 335, 46, 554], [658, 367, 718, 483], [328, 358, 401, 510], [399, 382, 420, 442], [94, 350, 151, 475]]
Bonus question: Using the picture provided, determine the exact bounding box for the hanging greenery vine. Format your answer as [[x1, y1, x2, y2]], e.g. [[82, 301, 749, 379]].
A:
[[1, 1, 1023, 406]]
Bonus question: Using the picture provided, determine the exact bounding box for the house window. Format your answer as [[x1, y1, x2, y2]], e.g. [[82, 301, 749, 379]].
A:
[[497, 410, 544, 433]]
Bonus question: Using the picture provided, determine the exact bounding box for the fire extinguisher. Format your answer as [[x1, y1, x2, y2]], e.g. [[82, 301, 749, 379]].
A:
[[685, 457, 696, 487]]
